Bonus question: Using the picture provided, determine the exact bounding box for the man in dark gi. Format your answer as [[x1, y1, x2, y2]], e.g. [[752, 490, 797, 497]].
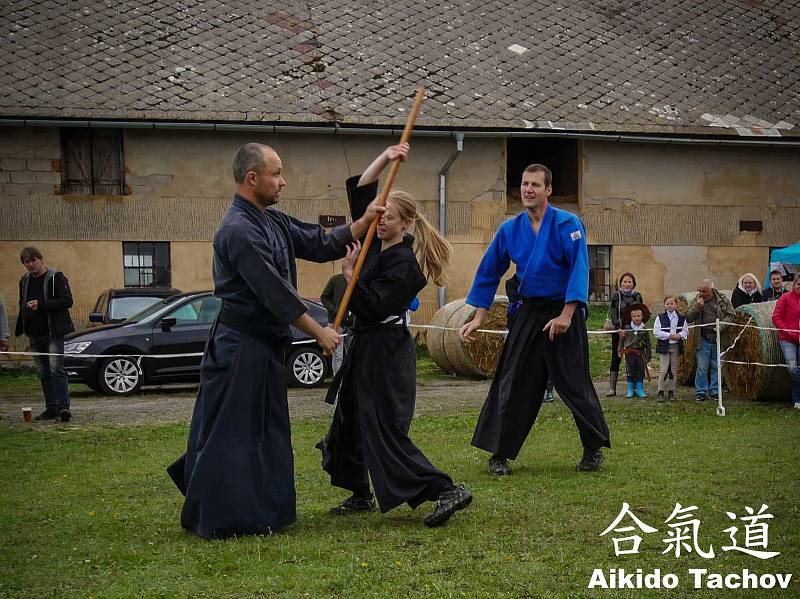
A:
[[168, 143, 383, 539], [460, 164, 610, 476]]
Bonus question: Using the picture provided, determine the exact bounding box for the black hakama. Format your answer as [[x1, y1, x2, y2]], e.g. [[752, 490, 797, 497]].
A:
[[317, 180, 453, 512], [167, 323, 295, 538], [168, 194, 352, 539], [318, 315, 453, 512], [472, 297, 611, 460]]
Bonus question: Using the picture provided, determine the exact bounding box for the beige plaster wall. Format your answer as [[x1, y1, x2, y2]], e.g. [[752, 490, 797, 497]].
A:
[[170, 242, 214, 294], [122, 130, 507, 318], [124, 129, 504, 207], [1, 128, 506, 324], [6, 128, 790, 329], [612, 245, 770, 307], [582, 141, 800, 208]]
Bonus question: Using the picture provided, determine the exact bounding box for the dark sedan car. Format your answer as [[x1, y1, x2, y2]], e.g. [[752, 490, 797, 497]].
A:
[[65, 291, 331, 395], [89, 287, 182, 326]]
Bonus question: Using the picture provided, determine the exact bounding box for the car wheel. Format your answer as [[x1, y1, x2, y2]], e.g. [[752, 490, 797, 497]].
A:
[[98, 356, 143, 396], [288, 347, 327, 388]]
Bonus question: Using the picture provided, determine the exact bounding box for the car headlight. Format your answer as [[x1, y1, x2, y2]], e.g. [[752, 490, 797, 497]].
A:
[[64, 341, 92, 354]]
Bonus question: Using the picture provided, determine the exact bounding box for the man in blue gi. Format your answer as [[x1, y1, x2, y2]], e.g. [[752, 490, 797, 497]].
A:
[[460, 164, 610, 476], [168, 143, 384, 539]]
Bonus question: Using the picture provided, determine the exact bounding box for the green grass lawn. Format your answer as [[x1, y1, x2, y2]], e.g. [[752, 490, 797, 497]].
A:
[[587, 305, 614, 379], [2, 400, 798, 598]]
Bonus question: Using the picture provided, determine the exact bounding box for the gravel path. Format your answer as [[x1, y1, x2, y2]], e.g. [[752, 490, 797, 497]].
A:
[[0, 378, 712, 428], [0, 379, 494, 428]]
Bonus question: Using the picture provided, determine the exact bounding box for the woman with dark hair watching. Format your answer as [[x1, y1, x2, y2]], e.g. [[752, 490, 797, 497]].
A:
[[606, 272, 643, 396]]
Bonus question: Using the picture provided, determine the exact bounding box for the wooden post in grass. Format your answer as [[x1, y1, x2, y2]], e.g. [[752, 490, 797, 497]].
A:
[[331, 85, 426, 331]]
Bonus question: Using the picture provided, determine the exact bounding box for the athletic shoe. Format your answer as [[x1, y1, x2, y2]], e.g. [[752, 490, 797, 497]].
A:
[[544, 390, 554, 403], [424, 484, 473, 527], [709, 394, 719, 401], [696, 394, 706, 402], [667, 391, 674, 401], [59, 409, 71, 422], [329, 494, 376, 516], [794, 403, 800, 410], [488, 455, 511, 476], [656, 391, 665, 402], [34, 408, 59, 420], [576, 448, 604, 472]]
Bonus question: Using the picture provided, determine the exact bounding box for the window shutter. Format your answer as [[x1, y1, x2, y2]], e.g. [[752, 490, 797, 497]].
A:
[[61, 129, 92, 194], [92, 129, 124, 194]]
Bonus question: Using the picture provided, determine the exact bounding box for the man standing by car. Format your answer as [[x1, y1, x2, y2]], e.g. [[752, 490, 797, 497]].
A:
[[168, 143, 384, 540], [320, 272, 354, 374], [15, 246, 75, 422]]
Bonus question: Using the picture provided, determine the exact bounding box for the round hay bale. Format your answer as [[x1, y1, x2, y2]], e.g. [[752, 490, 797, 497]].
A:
[[426, 300, 464, 375], [722, 300, 791, 401], [427, 296, 508, 378]]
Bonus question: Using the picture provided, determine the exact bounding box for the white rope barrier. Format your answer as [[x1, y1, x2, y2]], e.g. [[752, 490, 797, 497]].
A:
[[0, 350, 204, 359], [719, 316, 753, 359], [0, 337, 321, 360], [410, 321, 800, 335], [0, 320, 797, 359], [409, 321, 722, 335], [720, 360, 792, 368]]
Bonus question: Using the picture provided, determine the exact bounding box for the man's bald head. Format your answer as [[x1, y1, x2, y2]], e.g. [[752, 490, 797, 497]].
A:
[[231, 143, 285, 208], [698, 279, 715, 300], [232, 143, 277, 183]]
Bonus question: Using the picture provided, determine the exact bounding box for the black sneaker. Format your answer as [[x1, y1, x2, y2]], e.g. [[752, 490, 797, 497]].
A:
[[59, 409, 71, 422], [34, 408, 59, 421], [329, 494, 376, 516], [709, 394, 719, 401], [424, 484, 473, 528], [488, 455, 511, 476], [656, 391, 665, 402], [576, 448, 604, 472], [696, 394, 706, 402], [667, 391, 674, 401]]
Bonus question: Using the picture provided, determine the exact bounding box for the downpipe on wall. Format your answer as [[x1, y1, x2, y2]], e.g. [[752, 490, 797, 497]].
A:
[[437, 133, 464, 309]]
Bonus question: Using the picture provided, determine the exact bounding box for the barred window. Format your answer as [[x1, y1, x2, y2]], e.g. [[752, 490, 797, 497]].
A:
[[589, 245, 612, 302], [123, 242, 171, 287]]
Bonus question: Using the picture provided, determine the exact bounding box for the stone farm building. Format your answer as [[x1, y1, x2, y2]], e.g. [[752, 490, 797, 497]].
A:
[[1, 0, 798, 339]]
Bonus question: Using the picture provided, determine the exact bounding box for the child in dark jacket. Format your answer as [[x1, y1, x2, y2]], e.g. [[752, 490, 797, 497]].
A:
[[620, 303, 652, 398]]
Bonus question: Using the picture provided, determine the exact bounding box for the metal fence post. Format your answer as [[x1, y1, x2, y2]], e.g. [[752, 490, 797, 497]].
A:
[[716, 318, 725, 416]]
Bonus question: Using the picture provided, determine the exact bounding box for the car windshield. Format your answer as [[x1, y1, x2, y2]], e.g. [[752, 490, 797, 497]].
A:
[[124, 295, 188, 323], [109, 296, 168, 321]]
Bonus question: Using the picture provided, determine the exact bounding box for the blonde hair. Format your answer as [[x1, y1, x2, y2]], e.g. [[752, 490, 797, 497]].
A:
[[738, 272, 762, 293], [387, 190, 451, 286]]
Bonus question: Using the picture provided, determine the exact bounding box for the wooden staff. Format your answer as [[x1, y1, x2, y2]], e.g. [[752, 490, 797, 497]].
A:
[[331, 86, 426, 331]]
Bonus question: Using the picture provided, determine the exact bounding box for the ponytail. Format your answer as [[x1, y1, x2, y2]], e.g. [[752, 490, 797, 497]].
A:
[[387, 191, 451, 286]]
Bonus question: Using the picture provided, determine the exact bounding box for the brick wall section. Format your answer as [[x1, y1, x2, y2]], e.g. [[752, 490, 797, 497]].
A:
[[0, 128, 61, 195]]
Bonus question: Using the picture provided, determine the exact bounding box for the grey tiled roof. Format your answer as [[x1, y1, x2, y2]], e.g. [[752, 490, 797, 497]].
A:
[[1, 0, 799, 136]]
